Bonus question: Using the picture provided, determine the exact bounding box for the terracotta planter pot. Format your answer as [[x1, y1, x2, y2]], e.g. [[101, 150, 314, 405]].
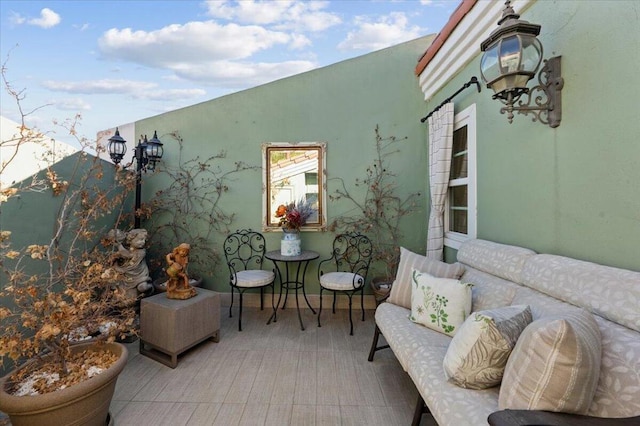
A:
[[0, 342, 128, 426]]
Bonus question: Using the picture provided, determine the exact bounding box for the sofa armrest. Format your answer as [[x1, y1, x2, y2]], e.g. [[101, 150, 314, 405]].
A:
[[488, 409, 640, 426]]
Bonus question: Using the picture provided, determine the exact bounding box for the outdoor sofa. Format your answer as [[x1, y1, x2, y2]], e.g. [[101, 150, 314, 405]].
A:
[[369, 239, 640, 425]]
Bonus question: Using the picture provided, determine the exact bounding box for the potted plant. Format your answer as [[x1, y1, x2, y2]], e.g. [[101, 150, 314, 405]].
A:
[[328, 125, 421, 296], [0, 65, 134, 425]]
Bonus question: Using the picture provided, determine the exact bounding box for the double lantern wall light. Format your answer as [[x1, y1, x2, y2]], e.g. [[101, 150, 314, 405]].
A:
[[480, 0, 564, 128], [108, 128, 165, 228]]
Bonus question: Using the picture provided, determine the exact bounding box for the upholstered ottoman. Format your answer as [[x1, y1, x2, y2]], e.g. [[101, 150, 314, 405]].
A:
[[140, 288, 220, 368]]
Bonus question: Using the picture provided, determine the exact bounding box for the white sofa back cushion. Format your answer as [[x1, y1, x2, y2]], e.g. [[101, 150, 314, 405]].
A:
[[521, 254, 640, 333], [457, 239, 535, 284]]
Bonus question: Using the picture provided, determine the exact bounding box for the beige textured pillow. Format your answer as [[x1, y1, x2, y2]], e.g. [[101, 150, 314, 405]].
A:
[[388, 247, 465, 309], [409, 269, 473, 336], [443, 305, 532, 389], [498, 309, 602, 414]]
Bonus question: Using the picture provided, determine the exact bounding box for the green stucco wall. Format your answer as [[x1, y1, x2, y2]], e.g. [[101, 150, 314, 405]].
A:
[[433, 1, 640, 271], [134, 36, 434, 293]]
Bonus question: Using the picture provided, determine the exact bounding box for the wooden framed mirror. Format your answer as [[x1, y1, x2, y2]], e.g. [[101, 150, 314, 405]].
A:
[[262, 142, 327, 232]]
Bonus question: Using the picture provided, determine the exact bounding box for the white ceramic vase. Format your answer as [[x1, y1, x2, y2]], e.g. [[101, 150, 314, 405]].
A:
[[280, 229, 301, 256]]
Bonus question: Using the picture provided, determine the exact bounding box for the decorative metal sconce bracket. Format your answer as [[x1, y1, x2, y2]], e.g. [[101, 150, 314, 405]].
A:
[[498, 56, 564, 128]]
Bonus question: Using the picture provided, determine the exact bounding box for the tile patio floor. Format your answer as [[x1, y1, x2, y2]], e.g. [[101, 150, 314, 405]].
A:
[[110, 306, 438, 426]]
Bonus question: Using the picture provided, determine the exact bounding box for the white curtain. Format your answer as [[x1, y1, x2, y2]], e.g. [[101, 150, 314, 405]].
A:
[[426, 103, 454, 260]]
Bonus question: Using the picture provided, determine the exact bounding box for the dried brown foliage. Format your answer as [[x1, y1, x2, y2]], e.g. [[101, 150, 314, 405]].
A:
[[1, 58, 136, 391]]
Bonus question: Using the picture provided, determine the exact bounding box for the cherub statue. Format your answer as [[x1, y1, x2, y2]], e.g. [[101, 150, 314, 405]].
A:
[[108, 228, 153, 304], [165, 243, 197, 300]]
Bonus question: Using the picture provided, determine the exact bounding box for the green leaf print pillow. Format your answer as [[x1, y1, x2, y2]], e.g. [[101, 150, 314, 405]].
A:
[[409, 268, 473, 336]]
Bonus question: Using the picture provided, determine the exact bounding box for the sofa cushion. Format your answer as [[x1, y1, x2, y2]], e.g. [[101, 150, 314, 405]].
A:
[[409, 269, 472, 337], [521, 254, 640, 332], [443, 305, 532, 390], [588, 316, 640, 418], [375, 302, 452, 371], [457, 239, 536, 284], [408, 343, 500, 426], [388, 247, 465, 309], [499, 309, 602, 414], [460, 267, 519, 312]]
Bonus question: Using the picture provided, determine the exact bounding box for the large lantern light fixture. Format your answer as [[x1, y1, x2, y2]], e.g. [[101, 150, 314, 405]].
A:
[[145, 130, 164, 171], [480, 1, 564, 127], [107, 128, 165, 228]]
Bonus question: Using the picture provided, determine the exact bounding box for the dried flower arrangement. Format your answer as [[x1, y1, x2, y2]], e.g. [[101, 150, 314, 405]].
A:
[[275, 198, 316, 231]]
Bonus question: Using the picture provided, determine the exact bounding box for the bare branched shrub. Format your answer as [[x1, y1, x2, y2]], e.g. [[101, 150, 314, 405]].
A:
[[143, 131, 258, 280], [328, 125, 422, 280]]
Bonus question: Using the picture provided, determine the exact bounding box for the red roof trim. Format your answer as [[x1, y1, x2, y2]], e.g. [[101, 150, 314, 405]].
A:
[[415, 0, 478, 76]]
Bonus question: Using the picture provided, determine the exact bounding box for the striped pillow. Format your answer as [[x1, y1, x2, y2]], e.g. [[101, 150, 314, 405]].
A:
[[498, 309, 601, 414], [388, 247, 465, 309]]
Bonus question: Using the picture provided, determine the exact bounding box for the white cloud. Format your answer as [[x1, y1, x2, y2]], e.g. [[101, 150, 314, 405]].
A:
[[289, 33, 312, 50], [132, 88, 207, 101], [204, 0, 341, 32], [172, 60, 316, 89], [41, 79, 206, 103], [97, 19, 320, 88], [42, 79, 157, 95], [98, 21, 291, 66], [9, 11, 26, 26], [338, 12, 423, 51], [28, 8, 61, 29], [54, 98, 92, 111]]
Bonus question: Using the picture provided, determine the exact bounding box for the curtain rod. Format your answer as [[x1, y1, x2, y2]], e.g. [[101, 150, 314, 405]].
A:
[[420, 76, 482, 123]]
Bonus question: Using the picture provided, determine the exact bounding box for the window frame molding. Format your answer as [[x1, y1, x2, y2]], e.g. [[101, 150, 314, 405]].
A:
[[444, 104, 477, 250]]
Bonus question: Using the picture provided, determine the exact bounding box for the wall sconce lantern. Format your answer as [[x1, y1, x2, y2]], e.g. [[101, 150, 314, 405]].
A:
[[480, 0, 564, 127], [108, 128, 165, 227]]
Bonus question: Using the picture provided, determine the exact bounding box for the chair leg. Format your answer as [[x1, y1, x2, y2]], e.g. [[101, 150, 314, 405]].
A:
[[260, 287, 264, 311], [347, 293, 354, 336], [229, 286, 234, 318], [271, 283, 277, 323], [238, 291, 243, 331], [360, 286, 365, 321], [317, 288, 323, 328]]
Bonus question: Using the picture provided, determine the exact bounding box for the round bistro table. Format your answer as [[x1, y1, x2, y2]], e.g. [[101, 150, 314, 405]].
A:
[[265, 250, 319, 330]]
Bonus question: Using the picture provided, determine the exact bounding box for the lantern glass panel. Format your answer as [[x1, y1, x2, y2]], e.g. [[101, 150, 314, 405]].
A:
[[520, 36, 543, 74], [146, 143, 163, 160], [480, 45, 500, 84], [499, 36, 522, 73]]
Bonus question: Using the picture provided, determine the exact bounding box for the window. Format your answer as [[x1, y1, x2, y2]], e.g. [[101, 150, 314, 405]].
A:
[[444, 104, 476, 249]]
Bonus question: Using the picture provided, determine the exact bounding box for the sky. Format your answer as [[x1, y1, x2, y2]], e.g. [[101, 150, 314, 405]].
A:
[[0, 0, 457, 147]]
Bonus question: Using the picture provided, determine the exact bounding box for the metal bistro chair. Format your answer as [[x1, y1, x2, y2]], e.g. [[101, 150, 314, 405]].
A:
[[317, 232, 373, 335], [224, 229, 276, 331]]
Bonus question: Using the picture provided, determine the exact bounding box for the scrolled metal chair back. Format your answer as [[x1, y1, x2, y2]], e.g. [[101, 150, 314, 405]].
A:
[[331, 232, 373, 279], [224, 229, 267, 273]]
